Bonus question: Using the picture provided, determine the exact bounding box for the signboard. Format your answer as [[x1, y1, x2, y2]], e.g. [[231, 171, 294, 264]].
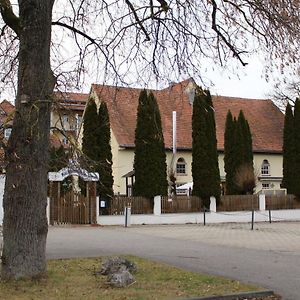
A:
[[48, 166, 99, 182]]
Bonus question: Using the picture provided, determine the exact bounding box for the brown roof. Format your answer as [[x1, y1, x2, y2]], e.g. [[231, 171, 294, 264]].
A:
[[53, 92, 89, 111], [0, 100, 14, 126], [0, 100, 14, 114], [92, 79, 284, 153]]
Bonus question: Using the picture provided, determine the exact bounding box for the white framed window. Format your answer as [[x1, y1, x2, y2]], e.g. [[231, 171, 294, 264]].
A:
[[4, 128, 12, 139], [76, 115, 82, 133], [176, 158, 187, 175], [262, 183, 270, 189], [127, 185, 132, 197], [62, 114, 69, 127], [176, 183, 188, 195], [261, 159, 270, 176], [62, 136, 69, 145], [77, 115, 82, 126]]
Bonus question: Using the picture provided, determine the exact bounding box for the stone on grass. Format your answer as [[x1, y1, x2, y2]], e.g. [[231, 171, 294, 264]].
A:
[[98, 257, 137, 288], [100, 257, 137, 275], [107, 267, 135, 288]]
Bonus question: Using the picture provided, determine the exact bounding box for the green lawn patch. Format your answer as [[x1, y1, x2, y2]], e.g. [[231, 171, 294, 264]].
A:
[[0, 256, 259, 300]]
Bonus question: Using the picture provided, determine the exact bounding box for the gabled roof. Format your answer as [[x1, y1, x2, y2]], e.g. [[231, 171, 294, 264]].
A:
[[92, 79, 284, 153], [53, 92, 89, 111]]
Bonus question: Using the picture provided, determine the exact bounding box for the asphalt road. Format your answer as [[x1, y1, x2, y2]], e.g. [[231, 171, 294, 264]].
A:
[[46, 222, 300, 300]]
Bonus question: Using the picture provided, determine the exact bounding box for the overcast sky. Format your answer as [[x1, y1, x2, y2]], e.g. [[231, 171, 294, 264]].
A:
[[208, 65, 274, 99]]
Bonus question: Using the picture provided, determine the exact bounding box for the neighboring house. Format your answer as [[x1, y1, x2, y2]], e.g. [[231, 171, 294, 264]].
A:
[[0, 93, 89, 172], [51, 92, 89, 148], [79, 78, 284, 196], [0, 100, 14, 172]]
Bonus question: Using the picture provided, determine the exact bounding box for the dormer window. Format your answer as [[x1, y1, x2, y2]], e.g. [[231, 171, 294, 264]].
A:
[[261, 159, 270, 176], [176, 158, 187, 175]]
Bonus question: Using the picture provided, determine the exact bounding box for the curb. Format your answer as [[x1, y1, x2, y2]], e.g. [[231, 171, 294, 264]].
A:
[[180, 290, 275, 300]]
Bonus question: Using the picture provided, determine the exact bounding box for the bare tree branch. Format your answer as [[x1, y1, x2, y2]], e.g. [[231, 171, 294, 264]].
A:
[[0, 0, 20, 36], [125, 0, 151, 41], [211, 0, 248, 66]]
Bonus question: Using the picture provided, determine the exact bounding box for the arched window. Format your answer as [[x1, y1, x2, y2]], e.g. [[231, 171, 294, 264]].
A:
[[176, 158, 187, 175], [261, 159, 270, 176]]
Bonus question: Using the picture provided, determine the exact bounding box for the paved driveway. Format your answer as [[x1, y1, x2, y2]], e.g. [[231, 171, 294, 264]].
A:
[[47, 222, 300, 300]]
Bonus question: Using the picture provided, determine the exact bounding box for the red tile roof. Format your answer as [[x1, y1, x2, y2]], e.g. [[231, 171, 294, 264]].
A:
[[0, 100, 14, 114], [92, 79, 284, 153], [53, 92, 89, 111], [0, 100, 14, 126]]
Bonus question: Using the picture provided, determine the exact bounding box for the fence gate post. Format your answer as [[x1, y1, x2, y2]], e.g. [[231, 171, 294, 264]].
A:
[[259, 194, 266, 211], [210, 196, 216, 212], [96, 196, 99, 224], [47, 197, 50, 225], [154, 195, 161, 215]]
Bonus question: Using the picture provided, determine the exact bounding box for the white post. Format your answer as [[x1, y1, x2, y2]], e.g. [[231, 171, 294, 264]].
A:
[[124, 206, 131, 227], [154, 195, 162, 216], [210, 196, 217, 213], [0, 175, 5, 225], [47, 197, 50, 225], [172, 111, 177, 154], [259, 194, 266, 211], [96, 196, 99, 224]]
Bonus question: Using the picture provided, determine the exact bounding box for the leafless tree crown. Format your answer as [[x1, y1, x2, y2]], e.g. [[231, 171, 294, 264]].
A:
[[1, 0, 300, 94]]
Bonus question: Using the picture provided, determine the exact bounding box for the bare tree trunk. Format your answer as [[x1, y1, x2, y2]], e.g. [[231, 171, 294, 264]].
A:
[[1, 0, 55, 279]]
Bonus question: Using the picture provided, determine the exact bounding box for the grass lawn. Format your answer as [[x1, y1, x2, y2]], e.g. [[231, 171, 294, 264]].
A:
[[0, 256, 260, 300]]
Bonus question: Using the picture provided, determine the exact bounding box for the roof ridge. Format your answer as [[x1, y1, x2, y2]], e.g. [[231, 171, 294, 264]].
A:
[[213, 94, 270, 101]]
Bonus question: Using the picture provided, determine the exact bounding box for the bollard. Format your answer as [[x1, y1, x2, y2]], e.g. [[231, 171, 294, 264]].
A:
[[124, 205, 131, 227], [203, 206, 206, 226], [269, 209, 272, 223], [125, 207, 128, 227], [251, 210, 254, 230]]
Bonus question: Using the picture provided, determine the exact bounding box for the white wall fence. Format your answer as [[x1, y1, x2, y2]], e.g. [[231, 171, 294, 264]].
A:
[[97, 195, 300, 226], [1, 191, 300, 226]]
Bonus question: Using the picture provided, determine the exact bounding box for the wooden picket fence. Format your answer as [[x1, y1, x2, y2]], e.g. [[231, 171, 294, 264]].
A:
[[161, 196, 203, 213], [109, 196, 152, 215], [266, 194, 300, 210], [107, 194, 300, 216], [50, 191, 96, 225], [218, 195, 259, 211]]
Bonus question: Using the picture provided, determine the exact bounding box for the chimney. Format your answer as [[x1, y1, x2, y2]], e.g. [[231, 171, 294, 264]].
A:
[[185, 81, 196, 105]]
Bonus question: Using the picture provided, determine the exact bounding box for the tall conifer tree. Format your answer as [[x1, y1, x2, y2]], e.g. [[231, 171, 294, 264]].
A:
[[96, 101, 114, 204], [82, 99, 99, 164], [282, 103, 295, 193], [82, 99, 114, 208], [237, 111, 252, 163], [293, 99, 300, 198], [224, 111, 236, 194], [236, 111, 255, 194], [192, 88, 220, 206], [133, 90, 168, 200], [224, 110, 254, 194]]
